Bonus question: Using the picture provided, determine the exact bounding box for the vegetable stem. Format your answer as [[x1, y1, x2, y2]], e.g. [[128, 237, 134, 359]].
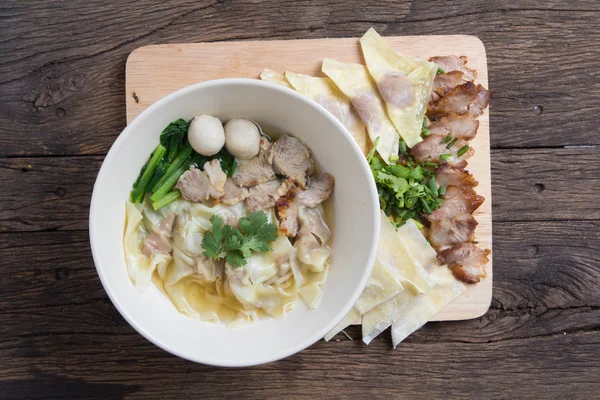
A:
[[151, 165, 186, 202], [151, 142, 193, 192], [152, 190, 181, 210], [131, 144, 167, 203]]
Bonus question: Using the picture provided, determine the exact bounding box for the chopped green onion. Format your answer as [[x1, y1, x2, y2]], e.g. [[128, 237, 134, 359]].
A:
[[446, 138, 458, 149], [442, 135, 453, 144], [399, 141, 407, 154], [420, 197, 432, 214], [457, 145, 470, 157], [440, 154, 452, 161], [439, 185, 447, 196], [422, 118, 428, 129], [423, 161, 437, 169], [411, 218, 425, 230], [389, 155, 399, 163], [427, 177, 438, 197], [422, 129, 431, 137], [152, 190, 181, 210], [437, 67, 445, 74], [367, 137, 380, 163]]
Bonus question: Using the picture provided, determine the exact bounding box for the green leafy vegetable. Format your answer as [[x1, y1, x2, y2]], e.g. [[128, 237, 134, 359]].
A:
[[367, 136, 442, 228], [214, 148, 238, 177], [160, 119, 190, 161], [202, 211, 278, 268], [131, 144, 167, 203]]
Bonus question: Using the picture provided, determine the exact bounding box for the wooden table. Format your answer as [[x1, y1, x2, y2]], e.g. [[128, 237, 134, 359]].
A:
[[1, 1, 598, 398]]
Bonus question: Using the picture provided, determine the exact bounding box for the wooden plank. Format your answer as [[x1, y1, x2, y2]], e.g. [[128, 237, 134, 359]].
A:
[[2, 148, 598, 233], [0, 221, 598, 398], [0, 331, 599, 399], [0, 157, 102, 232], [2, 220, 597, 338], [0, 2, 599, 156]]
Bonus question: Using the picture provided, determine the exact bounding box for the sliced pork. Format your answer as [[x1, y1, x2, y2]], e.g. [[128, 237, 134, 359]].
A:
[[219, 178, 249, 206], [438, 242, 491, 283], [245, 180, 281, 213], [428, 186, 484, 222], [468, 85, 491, 117], [276, 196, 299, 237], [428, 213, 477, 249], [410, 134, 474, 166], [269, 134, 314, 188], [430, 55, 477, 81], [431, 71, 466, 102], [176, 167, 221, 203], [427, 82, 479, 120], [276, 174, 334, 238], [429, 113, 479, 141], [232, 137, 276, 187], [435, 164, 479, 188]]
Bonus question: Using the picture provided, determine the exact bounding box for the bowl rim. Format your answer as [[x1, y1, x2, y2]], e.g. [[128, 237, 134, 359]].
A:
[[89, 78, 380, 366]]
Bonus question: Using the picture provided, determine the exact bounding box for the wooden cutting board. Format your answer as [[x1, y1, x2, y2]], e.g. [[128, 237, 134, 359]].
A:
[[125, 35, 492, 321]]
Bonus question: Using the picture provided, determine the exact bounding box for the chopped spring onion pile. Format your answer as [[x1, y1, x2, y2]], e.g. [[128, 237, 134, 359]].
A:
[[131, 119, 237, 210], [368, 137, 445, 228]]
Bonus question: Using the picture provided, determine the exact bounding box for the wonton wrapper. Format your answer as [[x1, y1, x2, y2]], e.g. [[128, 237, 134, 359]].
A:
[[378, 210, 434, 293], [285, 71, 370, 155], [324, 253, 404, 341], [260, 69, 293, 89], [360, 28, 438, 148], [362, 219, 466, 345], [322, 58, 400, 164]]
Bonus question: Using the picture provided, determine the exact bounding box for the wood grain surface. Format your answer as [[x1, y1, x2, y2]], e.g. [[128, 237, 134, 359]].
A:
[[124, 35, 492, 321], [1, 0, 599, 399]]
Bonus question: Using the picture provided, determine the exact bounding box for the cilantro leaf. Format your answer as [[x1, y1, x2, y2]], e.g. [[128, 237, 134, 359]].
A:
[[201, 211, 278, 268], [225, 250, 246, 268], [201, 215, 225, 258]]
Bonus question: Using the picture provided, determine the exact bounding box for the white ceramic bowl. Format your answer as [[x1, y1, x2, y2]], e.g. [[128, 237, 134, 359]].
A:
[[90, 79, 380, 367]]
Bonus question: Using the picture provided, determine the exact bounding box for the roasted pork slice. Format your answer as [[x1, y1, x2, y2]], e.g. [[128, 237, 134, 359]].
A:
[[430, 55, 477, 81], [431, 71, 466, 102], [427, 81, 479, 120], [410, 134, 474, 166], [232, 137, 276, 187], [276, 196, 299, 237], [276, 174, 334, 238], [435, 164, 479, 188], [176, 167, 222, 203], [429, 113, 479, 140], [429, 186, 484, 222], [268, 134, 314, 188], [245, 180, 282, 213], [203, 159, 227, 194], [219, 178, 249, 206], [468, 84, 491, 117], [428, 213, 477, 249], [438, 242, 491, 283]]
